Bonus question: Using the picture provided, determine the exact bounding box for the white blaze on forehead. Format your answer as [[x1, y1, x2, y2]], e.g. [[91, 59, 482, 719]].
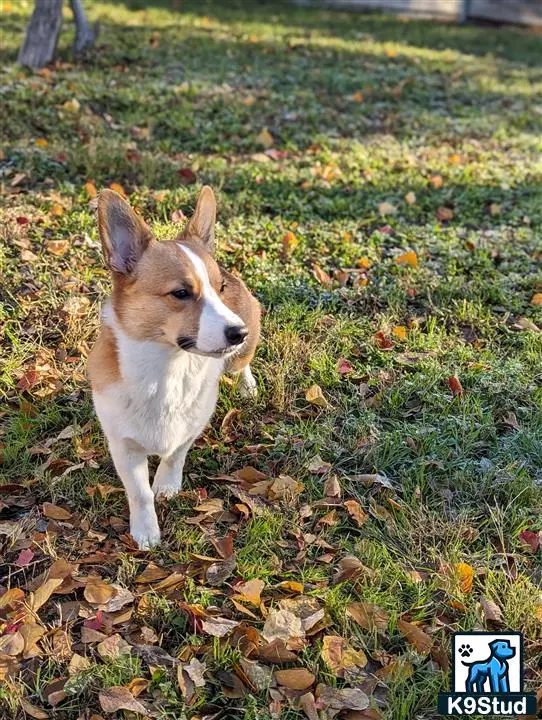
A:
[[177, 243, 243, 352]]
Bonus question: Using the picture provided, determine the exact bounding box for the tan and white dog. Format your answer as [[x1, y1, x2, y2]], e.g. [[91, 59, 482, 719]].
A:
[[88, 187, 260, 548]]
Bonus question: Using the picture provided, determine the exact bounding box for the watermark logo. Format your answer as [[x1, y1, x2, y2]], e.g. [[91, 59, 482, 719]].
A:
[[437, 632, 536, 716]]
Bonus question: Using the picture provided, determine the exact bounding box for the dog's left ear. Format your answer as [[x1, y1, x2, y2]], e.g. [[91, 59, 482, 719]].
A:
[[185, 186, 216, 255]]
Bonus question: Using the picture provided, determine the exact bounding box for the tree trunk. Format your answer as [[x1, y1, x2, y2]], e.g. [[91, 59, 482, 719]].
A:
[[70, 0, 99, 54], [18, 0, 63, 69]]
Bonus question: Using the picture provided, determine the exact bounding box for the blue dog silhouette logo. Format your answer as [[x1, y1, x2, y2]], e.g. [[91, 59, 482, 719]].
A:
[[461, 638, 515, 693]]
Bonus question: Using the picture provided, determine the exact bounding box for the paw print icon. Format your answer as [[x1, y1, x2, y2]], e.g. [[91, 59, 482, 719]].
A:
[[459, 644, 473, 658]]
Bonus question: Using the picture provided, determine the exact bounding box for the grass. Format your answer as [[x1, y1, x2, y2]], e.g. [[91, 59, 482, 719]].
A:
[[1, 1, 541, 718]]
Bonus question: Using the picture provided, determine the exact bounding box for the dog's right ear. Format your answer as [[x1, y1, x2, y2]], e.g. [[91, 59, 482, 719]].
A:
[[97, 190, 153, 275]]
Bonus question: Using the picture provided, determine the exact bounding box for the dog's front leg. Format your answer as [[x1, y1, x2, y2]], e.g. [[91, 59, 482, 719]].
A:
[[153, 440, 192, 499], [238, 365, 258, 398], [108, 436, 160, 549]]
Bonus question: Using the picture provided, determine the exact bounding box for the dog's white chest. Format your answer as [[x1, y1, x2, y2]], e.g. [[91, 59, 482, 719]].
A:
[[93, 333, 223, 457]]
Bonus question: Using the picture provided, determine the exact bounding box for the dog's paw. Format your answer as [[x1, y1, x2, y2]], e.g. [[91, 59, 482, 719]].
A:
[[239, 381, 258, 399], [130, 517, 161, 550], [459, 644, 473, 658], [153, 482, 182, 499]]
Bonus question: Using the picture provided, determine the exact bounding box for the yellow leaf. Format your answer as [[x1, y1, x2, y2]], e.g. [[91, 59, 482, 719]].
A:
[[392, 325, 407, 340], [232, 578, 265, 606], [385, 48, 397, 58], [395, 250, 418, 268], [489, 203, 501, 217], [357, 256, 372, 269], [109, 182, 126, 197], [84, 181, 97, 198], [305, 384, 329, 408], [531, 293, 542, 306], [63, 98, 80, 113], [35, 138, 48, 148], [429, 175, 443, 189], [50, 203, 64, 217], [405, 191, 416, 205], [351, 91, 364, 103], [256, 128, 274, 149], [46, 240, 69, 256], [242, 95, 256, 107], [378, 201, 396, 216], [282, 231, 298, 258], [455, 562, 474, 593], [448, 153, 462, 165]]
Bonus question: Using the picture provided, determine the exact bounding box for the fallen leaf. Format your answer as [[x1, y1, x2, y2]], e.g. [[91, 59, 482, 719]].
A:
[[397, 619, 432, 654], [16, 548, 35, 567], [351, 91, 364, 103], [256, 128, 274, 148], [201, 617, 240, 637], [392, 325, 407, 340], [97, 633, 131, 659], [258, 639, 299, 664], [316, 685, 369, 715], [99, 686, 147, 715], [489, 202, 501, 217], [378, 201, 396, 216], [19, 699, 49, 719], [233, 578, 265, 606], [347, 602, 389, 631], [275, 668, 315, 691], [135, 563, 168, 583], [519, 530, 540, 552], [63, 98, 80, 113], [50, 203, 64, 217], [511, 317, 539, 332], [312, 264, 332, 286], [448, 375, 464, 396], [282, 231, 298, 258], [395, 250, 418, 268], [35, 138, 48, 149], [305, 384, 329, 408], [333, 556, 368, 585], [321, 635, 367, 678], [405, 191, 416, 205], [30, 578, 63, 611], [84, 580, 117, 605], [43, 503, 71, 520], [374, 331, 393, 350], [479, 596, 503, 624], [344, 500, 368, 527], [337, 358, 353, 375], [177, 168, 197, 184], [448, 153, 461, 165], [429, 174, 444, 188], [455, 562, 474, 593], [307, 455, 331, 474], [46, 240, 68, 256], [436, 206, 454, 222], [262, 609, 304, 644], [531, 293, 542, 306], [324, 475, 341, 498]]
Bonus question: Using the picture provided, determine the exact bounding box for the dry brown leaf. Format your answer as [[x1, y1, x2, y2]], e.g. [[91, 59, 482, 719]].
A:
[[275, 667, 315, 691], [530, 293, 542, 306], [262, 608, 304, 644], [344, 500, 368, 527], [429, 174, 443, 188], [98, 686, 147, 715], [436, 206, 454, 222], [324, 475, 341, 498], [479, 596, 503, 624], [316, 685, 369, 716], [30, 578, 64, 612], [135, 563, 168, 584], [378, 201, 396, 216], [321, 635, 367, 678], [282, 231, 298, 258], [42, 503, 71, 520], [97, 584, 134, 612], [305, 384, 329, 408], [312, 264, 332, 286], [19, 700, 49, 719], [201, 617, 239, 637], [347, 602, 389, 632], [405, 191, 416, 205], [109, 182, 126, 197], [258, 639, 299, 664], [333, 556, 368, 584], [46, 240, 68, 256], [97, 633, 131, 659], [84, 580, 117, 606], [397, 618, 432, 654], [233, 578, 265, 606], [256, 128, 274, 148], [84, 181, 97, 198]]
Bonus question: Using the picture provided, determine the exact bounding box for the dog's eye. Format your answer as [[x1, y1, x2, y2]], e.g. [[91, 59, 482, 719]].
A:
[[171, 288, 191, 300], [220, 281, 226, 294]]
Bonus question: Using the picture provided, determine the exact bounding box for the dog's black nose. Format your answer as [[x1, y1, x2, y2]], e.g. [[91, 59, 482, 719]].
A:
[[225, 325, 248, 346]]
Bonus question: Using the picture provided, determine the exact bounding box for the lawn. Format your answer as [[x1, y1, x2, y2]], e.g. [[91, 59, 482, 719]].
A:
[[1, 1, 541, 718]]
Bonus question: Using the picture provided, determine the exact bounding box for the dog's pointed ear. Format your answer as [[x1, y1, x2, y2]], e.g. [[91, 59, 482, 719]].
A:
[[97, 190, 154, 275], [184, 186, 216, 255]]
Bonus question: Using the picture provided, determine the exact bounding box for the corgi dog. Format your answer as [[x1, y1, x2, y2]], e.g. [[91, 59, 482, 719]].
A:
[[88, 187, 260, 549]]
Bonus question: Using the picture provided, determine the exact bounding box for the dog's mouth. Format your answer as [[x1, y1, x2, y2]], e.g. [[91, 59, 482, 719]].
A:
[[177, 336, 245, 358]]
